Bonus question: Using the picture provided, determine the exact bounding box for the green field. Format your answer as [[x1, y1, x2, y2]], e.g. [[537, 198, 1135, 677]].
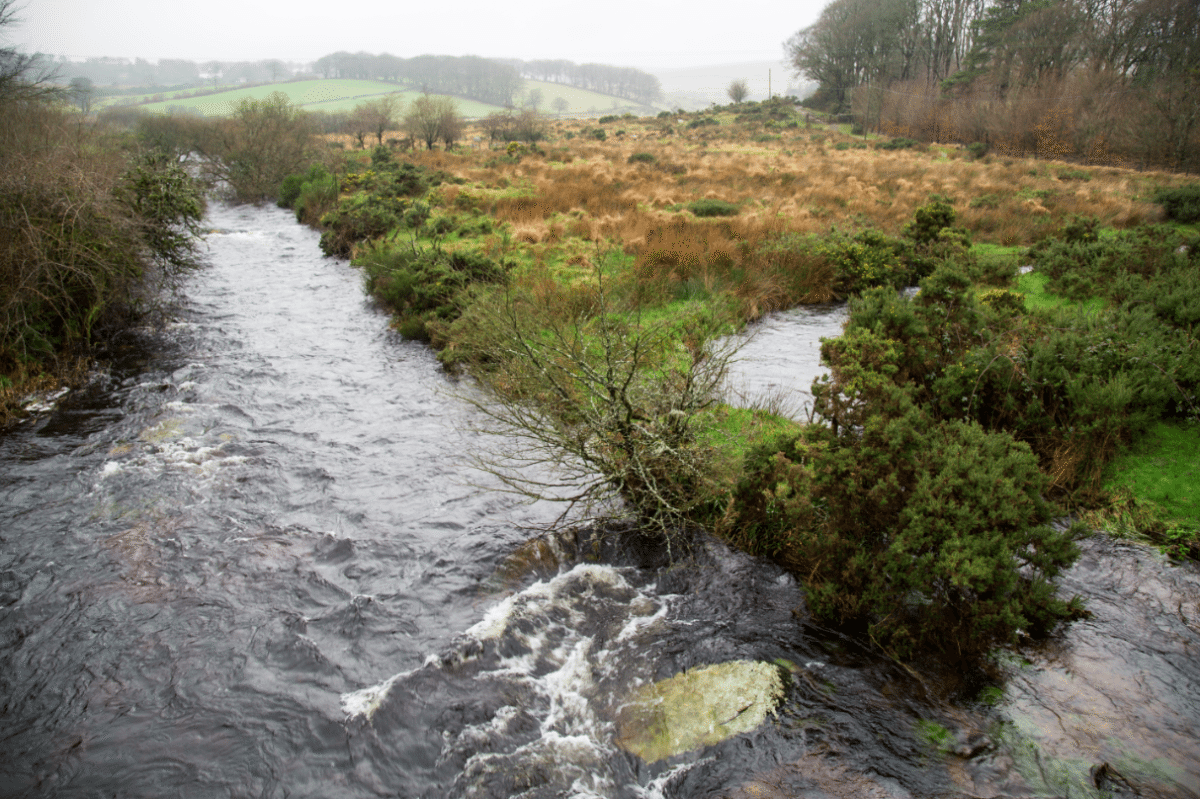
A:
[[101, 77, 657, 119], [120, 79, 430, 116], [517, 79, 661, 117]]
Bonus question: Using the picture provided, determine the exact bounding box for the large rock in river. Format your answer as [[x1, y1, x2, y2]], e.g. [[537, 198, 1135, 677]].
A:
[[615, 660, 785, 764]]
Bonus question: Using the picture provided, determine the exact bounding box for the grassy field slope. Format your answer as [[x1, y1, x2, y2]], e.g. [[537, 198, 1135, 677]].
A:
[[105, 78, 656, 119], [121, 79, 426, 116], [517, 79, 660, 117]]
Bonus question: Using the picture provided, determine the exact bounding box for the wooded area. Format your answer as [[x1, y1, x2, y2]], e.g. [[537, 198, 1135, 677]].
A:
[[788, 0, 1200, 171]]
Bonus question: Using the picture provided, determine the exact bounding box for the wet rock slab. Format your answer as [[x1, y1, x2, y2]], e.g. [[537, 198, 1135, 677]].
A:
[[615, 659, 785, 763]]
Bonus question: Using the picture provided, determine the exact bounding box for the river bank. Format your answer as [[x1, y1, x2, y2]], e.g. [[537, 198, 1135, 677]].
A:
[[2, 200, 1198, 797]]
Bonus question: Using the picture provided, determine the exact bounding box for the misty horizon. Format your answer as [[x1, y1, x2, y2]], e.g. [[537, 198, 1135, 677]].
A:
[[9, 0, 824, 72]]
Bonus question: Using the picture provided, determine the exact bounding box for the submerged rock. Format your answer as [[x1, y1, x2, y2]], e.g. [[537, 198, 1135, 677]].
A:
[[615, 659, 785, 763]]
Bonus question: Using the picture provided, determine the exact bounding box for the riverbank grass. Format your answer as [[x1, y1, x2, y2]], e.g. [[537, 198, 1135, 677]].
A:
[[274, 101, 1199, 662], [1086, 422, 1200, 559]]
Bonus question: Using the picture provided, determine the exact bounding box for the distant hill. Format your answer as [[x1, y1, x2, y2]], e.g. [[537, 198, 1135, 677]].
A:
[[651, 60, 814, 110], [101, 78, 657, 119]]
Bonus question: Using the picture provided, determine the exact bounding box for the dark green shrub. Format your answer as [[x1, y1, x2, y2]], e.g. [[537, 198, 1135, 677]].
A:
[[370, 144, 394, 169], [424, 214, 457, 236], [1152, 184, 1200, 223], [1028, 225, 1197, 301], [318, 194, 404, 257], [966, 251, 1017, 286], [876, 137, 923, 151], [814, 229, 912, 294], [359, 242, 510, 341], [589, 128, 607, 141], [628, 152, 657, 164], [686, 117, 719, 130], [904, 199, 957, 245], [279, 164, 330, 209], [598, 115, 619, 124], [966, 141, 988, 160], [293, 173, 339, 225], [403, 200, 431, 229], [686, 199, 740, 217], [724, 330, 1083, 660], [1061, 215, 1100, 244]]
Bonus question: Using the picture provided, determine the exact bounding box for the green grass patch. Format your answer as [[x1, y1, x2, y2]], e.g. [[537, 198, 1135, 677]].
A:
[[972, 242, 1022, 269], [1095, 421, 1200, 556], [695, 403, 803, 494], [1016, 271, 1105, 314], [686, 198, 740, 217], [521, 79, 655, 118], [914, 719, 953, 753]]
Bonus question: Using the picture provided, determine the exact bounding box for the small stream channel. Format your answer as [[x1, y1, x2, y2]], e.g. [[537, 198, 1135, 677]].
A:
[[1, 203, 1197, 798]]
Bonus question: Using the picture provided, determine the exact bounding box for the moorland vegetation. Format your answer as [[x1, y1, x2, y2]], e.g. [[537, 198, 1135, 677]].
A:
[[7, 4, 1198, 664], [238, 95, 1197, 663], [0, 1, 205, 422], [788, 0, 1199, 173]]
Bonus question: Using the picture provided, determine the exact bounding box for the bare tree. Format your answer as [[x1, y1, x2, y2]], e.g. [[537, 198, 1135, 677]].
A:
[[68, 76, 94, 113], [0, 0, 58, 103], [198, 92, 314, 202], [726, 78, 750, 103], [456, 264, 740, 554], [354, 95, 403, 145], [512, 107, 547, 143], [480, 110, 514, 142], [404, 94, 460, 149], [346, 105, 371, 148]]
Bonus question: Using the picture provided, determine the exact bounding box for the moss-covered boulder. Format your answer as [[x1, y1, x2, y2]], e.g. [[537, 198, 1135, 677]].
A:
[[615, 660, 784, 763]]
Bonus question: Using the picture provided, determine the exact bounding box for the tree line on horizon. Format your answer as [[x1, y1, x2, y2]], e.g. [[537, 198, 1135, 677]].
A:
[[788, 0, 1199, 171], [48, 51, 664, 111], [498, 58, 663, 105], [314, 52, 662, 107]]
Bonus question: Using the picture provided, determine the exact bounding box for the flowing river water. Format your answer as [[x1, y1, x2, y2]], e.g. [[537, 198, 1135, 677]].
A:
[[1, 203, 1198, 798]]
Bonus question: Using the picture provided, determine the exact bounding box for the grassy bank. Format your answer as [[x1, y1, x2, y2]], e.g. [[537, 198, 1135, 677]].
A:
[[276, 98, 1197, 662]]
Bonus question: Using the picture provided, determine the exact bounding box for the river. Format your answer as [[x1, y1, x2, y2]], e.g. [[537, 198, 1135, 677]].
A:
[[1, 203, 1197, 798]]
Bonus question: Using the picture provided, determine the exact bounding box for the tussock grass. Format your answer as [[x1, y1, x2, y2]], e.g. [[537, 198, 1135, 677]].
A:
[[319, 113, 1184, 346]]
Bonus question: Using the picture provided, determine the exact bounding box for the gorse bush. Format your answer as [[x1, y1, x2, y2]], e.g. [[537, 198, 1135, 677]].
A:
[[319, 194, 405, 257], [316, 160, 455, 256], [876, 137, 923, 151], [278, 164, 337, 224], [721, 327, 1084, 660], [717, 216, 1200, 655], [358, 240, 510, 342], [686, 199, 739, 218], [820, 227, 1200, 499], [1028, 224, 1199, 303], [1, 106, 204, 376], [903, 198, 958, 245], [1151, 184, 1200, 223]]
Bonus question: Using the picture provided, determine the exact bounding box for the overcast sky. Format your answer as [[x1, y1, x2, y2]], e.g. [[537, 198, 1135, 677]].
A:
[[9, 0, 825, 70]]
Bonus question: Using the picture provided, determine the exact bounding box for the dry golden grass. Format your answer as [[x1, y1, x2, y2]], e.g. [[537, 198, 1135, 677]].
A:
[[404, 119, 1175, 247], [325, 116, 1182, 302]]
